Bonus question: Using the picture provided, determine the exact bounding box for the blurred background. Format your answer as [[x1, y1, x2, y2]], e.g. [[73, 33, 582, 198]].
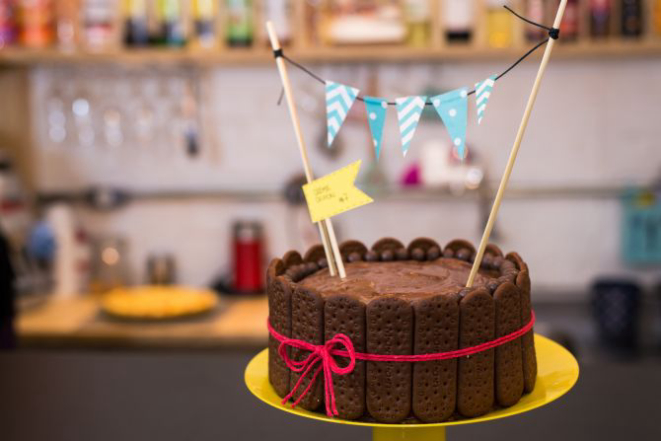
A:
[[0, 0, 660, 440]]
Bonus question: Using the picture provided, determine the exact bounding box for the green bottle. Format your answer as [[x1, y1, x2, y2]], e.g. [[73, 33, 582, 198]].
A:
[[226, 0, 253, 47], [158, 0, 186, 46]]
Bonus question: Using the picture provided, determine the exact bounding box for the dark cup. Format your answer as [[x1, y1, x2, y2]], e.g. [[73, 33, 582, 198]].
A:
[[590, 279, 641, 349]]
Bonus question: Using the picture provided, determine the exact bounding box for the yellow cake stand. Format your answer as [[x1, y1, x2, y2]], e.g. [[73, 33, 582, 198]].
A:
[[245, 334, 579, 441]]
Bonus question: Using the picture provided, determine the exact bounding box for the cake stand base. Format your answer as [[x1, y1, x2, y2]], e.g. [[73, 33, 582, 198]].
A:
[[246, 334, 578, 441], [373, 426, 445, 441]]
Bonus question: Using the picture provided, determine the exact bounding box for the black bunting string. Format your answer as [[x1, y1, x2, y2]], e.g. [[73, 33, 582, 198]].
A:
[[276, 6, 560, 106], [503, 5, 560, 40]]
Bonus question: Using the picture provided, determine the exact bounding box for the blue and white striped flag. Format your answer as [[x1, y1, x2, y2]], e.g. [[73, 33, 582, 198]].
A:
[[395, 96, 427, 156], [432, 87, 468, 160], [326, 81, 359, 147], [364, 96, 388, 160], [475, 75, 496, 125]]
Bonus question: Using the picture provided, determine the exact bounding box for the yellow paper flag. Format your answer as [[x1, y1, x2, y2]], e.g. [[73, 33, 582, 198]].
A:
[[302, 160, 373, 223]]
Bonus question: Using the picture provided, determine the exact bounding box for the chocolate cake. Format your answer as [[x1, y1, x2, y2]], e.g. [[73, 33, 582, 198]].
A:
[[267, 237, 536, 423]]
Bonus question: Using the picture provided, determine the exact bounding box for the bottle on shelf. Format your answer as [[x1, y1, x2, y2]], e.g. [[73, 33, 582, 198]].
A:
[[524, 0, 546, 42], [621, 0, 642, 37], [404, 0, 430, 47], [486, 0, 513, 49], [55, 0, 79, 51], [191, 0, 216, 49], [303, 0, 321, 46], [82, 0, 120, 52], [156, 0, 186, 46], [557, 0, 579, 42], [124, 0, 150, 46], [225, 0, 253, 47], [443, 0, 474, 43], [0, 0, 17, 48], [46, 204, 91, 298], [17, 0, 54, 49], [655, 0, 661, 35], [263, 0, 291, 47], [589, 0, 611, 38]]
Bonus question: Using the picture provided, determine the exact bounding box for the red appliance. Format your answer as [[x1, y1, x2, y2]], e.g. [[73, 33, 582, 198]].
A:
[[232, 221, 264, 293]]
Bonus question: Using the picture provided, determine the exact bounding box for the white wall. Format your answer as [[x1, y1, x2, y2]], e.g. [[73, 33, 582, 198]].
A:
[[29, 57, 661, 295]]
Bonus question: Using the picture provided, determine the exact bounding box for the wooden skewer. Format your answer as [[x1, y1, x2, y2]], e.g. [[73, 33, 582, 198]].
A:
[[266, 21, 347, 279], [466, 0, 568, 288], [322, 218, 345, 277]]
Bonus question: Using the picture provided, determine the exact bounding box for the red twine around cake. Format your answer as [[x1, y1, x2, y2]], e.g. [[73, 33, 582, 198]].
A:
[[267, 311, 535, 418]]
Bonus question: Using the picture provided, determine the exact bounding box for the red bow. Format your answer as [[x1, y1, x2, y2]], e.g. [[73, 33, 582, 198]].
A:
[[275, 328, 356, 417]]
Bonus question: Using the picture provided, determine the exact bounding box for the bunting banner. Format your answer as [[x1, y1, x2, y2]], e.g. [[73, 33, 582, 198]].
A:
[[326, 81, 359, 147], [432, 88, 468, 160], [364, 96, 388, 160], [395, 96, 427, 157], [272, 5, 559, 160], [475, 75, 496, 125]]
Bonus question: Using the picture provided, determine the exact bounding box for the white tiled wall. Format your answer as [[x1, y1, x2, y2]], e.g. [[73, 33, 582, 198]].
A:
[[30, 57, 661, 295]]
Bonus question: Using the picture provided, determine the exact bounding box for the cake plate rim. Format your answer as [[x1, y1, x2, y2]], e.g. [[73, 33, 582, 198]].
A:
[[244, 333, 579, 429]]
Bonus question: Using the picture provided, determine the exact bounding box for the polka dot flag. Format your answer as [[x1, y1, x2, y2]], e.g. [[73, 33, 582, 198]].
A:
[[326, 81, 360, 147], [431, 87, 468, 160], [363, 96, 388, 160]]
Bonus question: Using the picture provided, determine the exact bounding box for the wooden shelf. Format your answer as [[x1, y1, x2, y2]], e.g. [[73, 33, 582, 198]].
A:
[[1, 0, 660, 68], [34, 182, 645, 211], [1, 39, 661, 68]]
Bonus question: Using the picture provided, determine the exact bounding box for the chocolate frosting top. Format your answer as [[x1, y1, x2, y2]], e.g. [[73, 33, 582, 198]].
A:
[[298, 258, 499, 301]]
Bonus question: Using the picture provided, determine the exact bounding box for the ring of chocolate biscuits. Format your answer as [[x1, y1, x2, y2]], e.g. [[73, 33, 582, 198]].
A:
[[267, 237, 536, 424]]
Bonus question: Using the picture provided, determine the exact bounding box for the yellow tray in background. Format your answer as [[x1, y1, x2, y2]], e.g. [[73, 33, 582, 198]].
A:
[[101, 285, 219, 320], [245, 334, 579, 441]]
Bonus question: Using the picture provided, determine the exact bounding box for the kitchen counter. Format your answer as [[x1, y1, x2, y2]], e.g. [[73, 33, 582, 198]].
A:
[[16, 295, 269, 349], [15, 294, 661, 360]]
